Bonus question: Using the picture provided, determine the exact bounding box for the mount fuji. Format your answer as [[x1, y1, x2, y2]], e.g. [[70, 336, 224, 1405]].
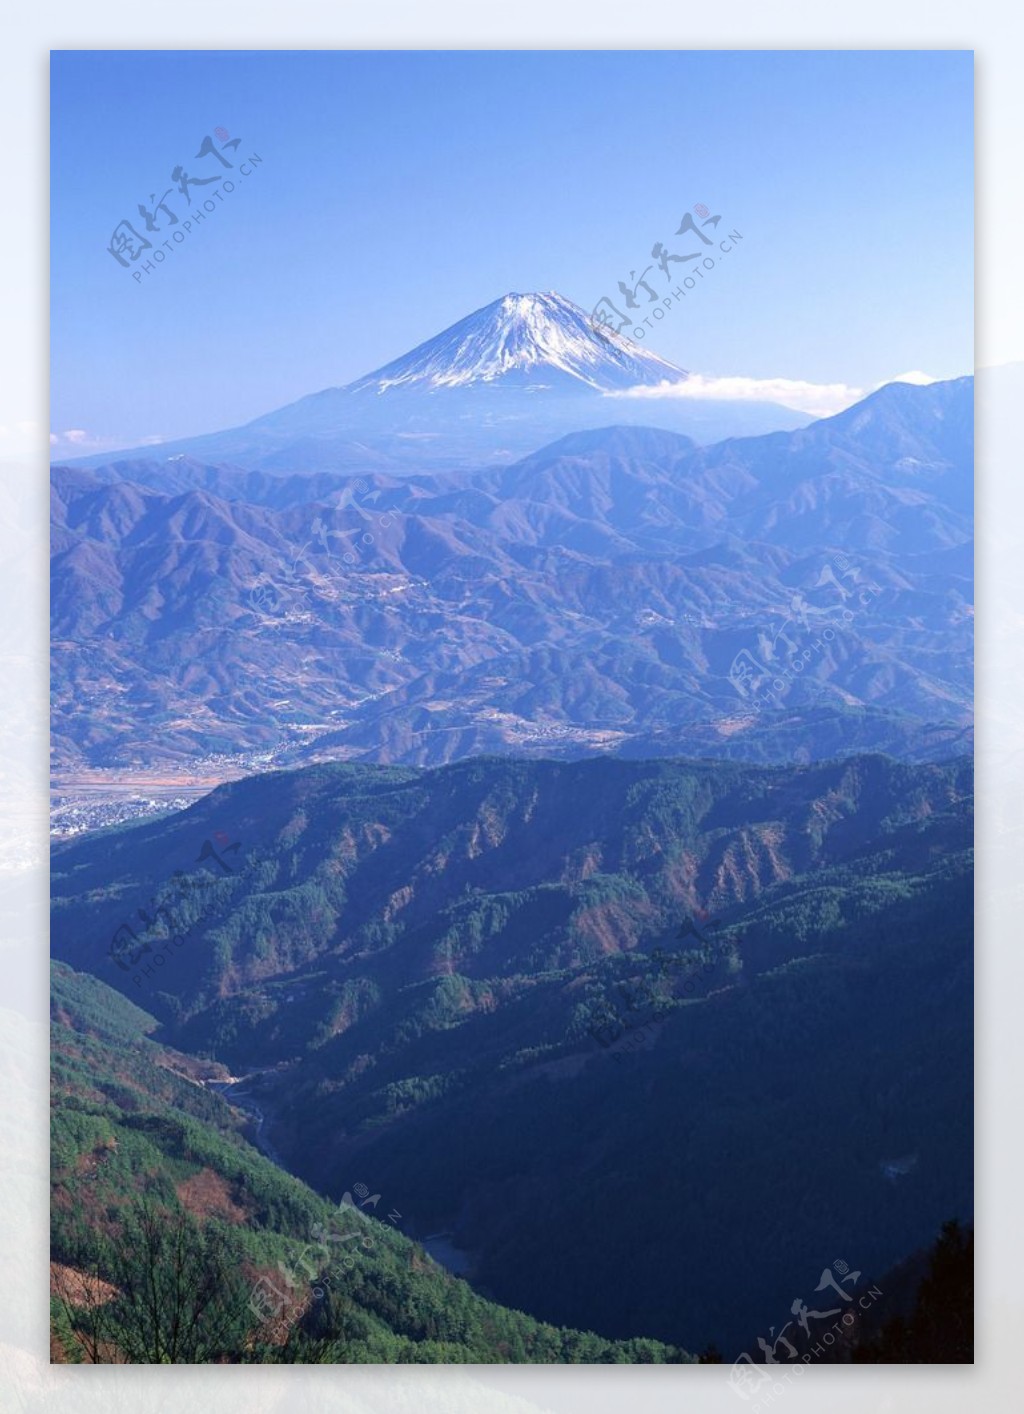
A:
[[345, 291, 687, 394], [66, 291, 810, 475]]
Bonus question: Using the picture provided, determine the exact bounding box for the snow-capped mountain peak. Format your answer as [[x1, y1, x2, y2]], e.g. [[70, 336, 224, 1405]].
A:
[[346, 291, 687, 395]]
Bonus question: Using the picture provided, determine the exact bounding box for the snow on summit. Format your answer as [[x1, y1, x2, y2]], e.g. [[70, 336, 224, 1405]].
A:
[[347, 292, 689, 395], [60, 290, 814, 477]]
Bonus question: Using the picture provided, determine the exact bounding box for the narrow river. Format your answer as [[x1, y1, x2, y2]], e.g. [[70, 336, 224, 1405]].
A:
[[204, 1074, 288, 1170], [204, 1074, 481, 1286]]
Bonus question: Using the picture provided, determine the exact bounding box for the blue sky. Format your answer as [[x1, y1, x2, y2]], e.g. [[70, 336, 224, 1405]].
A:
[[51, 49, 973, 452]]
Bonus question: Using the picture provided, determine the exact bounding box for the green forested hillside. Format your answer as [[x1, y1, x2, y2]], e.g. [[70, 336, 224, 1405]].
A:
[[51, 752, 971, 1054], [51, 962, 690, 1363], [51, 753, 972, 1359]]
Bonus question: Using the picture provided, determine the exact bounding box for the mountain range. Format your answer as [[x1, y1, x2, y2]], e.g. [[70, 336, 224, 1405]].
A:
[[52, 376, 974, 780]]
